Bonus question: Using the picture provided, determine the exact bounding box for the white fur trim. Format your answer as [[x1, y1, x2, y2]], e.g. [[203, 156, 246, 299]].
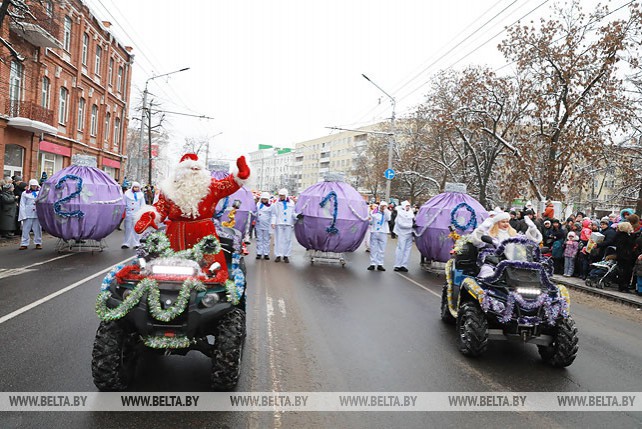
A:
[[230, 156, 251, 186], [493, 212, 510, 223]]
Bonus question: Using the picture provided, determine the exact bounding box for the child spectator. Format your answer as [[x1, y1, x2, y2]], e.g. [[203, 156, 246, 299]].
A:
[[563, 231, 579, 277]]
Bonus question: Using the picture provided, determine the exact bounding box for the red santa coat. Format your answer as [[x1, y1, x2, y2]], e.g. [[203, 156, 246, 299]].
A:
[[153, 174, 240, 279]]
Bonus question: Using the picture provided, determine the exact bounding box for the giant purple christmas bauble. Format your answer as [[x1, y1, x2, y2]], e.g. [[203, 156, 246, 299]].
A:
[[36, 162, 125, 241], [211, 170, 256, 235], [415, 191, 488, 263], [294, 176, 369, 253]]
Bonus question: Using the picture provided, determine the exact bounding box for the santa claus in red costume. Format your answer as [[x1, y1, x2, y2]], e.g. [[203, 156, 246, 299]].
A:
[[135, 153, 250, 279]]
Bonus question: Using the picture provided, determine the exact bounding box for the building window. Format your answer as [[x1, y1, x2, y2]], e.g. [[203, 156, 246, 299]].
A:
[[108, 58, 114, 86], [63, 16, 72, 51], [104, 112, 110, 142], [44, 0, 53, 16], [9, 61, 23, 115], [82, 33, 88, 65], [90, 104, 98, 135], [95, 45, 102, 75], [117, 66, 123, 93], [58, 87, 68, 125], [113, 117, 121, 147], [77, 97, 85, 131], [41, 77, 50, 108]]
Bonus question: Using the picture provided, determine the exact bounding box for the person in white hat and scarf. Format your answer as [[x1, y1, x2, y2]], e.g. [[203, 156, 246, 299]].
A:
[[255, 192, 273, 259], [122, 181, 145, 249], [18, 179, 42, 249], [393, 201, 415, 272], [473, 211, 542, 277], [368, 201, 391, 271], [270, 188, 297, 263]]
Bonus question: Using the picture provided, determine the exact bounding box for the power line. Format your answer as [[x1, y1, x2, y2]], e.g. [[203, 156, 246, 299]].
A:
[[348, 0, 527, 128]]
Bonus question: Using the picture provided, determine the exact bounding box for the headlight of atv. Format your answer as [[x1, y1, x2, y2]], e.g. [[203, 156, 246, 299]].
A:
[[151, 265, 197, 276], [516, 287, 541, 296], [201, 292, 220, 307]]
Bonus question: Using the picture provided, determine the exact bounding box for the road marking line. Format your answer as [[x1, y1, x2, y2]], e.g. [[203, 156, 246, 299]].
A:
[[0, 253, 73, 279], [278, 298, 286, 317], [396, 272, 441, 298], [0, 257, 134, 325], [265, 293, 282, 427]]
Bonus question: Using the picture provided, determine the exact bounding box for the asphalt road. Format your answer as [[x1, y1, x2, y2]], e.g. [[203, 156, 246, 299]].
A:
[[0, 231, 640, 428]]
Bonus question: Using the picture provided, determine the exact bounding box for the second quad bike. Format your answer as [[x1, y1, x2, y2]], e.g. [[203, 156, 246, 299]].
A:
[[442, 235, 578, 367]]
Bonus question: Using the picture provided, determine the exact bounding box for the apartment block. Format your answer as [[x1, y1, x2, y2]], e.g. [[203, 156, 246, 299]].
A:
[[248, 145, 296, 194]]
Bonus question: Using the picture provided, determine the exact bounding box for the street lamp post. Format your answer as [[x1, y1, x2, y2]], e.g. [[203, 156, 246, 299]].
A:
[[362, 73, 396, 202], [140, 67, 190, 186]]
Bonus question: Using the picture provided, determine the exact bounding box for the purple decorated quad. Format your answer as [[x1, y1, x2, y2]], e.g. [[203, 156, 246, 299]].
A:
[[211, 170, 257, 236], [294, 177, 369, 253], [36, 165, 125, 241], [415, 192, 488, 263]]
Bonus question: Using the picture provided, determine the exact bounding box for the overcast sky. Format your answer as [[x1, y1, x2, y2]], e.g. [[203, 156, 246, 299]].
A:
[[81, 0, 612, 162]]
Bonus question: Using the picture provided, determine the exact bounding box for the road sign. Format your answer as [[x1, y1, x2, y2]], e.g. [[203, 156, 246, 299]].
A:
[[384, 168, 395, 180]]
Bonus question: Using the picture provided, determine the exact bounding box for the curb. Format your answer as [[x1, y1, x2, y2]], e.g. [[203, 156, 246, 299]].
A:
[[551, 276, 642, 309], [421, 265, 642, 309]]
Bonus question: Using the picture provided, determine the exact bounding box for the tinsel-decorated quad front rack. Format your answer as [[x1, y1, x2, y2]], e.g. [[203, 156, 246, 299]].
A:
[[95, 231, 246, 349]]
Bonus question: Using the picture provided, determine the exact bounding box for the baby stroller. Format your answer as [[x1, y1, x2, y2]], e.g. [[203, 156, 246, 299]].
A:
[[585, 246, 618, 289]]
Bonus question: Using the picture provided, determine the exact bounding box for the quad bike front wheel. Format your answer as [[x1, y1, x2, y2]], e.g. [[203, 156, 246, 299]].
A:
[[538, 316, 579, 367], [440, 284, 456, 325], [457, 301, 488, 357], [211, 308, 246, 390], [91, 321, 139, 391]]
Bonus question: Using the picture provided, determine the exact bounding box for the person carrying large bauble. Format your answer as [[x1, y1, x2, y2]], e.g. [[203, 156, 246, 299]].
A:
[[134, 153, 250, 280]]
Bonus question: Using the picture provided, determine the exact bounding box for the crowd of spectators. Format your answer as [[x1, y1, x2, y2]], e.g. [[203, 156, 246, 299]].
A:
[[506, 202, 641, 294]]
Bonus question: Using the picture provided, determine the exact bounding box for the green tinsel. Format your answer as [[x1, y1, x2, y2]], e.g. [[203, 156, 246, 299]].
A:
[[225, 279, 240, 306], [95, 282, 147, 322], [146, 277, 206, 322], [143, 335, 194, 349]]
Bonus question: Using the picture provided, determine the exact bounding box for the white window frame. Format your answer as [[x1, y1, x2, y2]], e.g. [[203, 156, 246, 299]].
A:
[[108, 57, 114, 86], [63, 16, 72, 52], [82, 33, 88, 65], [77, 97, 85, 131], [58, 87, 68, 125], [117, 66, 123, 93], [94, 45, 102, 75], [90, 104, 98, 136], [41, 76, 50, 108], [104, 112, 110, 143], [113, 117, 121, 147], [9, 61, 23, 116]]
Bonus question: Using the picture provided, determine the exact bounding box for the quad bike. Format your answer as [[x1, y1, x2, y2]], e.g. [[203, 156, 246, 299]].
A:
[[91, 227, 247, 391], [442, 235, 578, 367]]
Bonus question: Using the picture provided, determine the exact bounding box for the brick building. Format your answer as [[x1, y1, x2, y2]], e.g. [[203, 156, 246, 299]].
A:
[[0, 0, 133, 182]]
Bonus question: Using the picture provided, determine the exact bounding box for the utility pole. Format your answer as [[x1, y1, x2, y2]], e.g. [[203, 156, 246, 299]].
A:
[[362, 74, 396, 202], [140, 67, 190, 186]]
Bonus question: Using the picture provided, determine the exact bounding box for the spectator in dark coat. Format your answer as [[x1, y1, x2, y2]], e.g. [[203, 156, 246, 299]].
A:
[[614, 222, 636, 292], [0, 183, 18, 238], [389, 202, 397, 239], [597, 219, 617, 258]]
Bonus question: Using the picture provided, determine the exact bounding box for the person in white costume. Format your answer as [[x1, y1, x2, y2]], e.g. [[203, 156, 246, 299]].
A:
[[18, 179, 42, 250], [393, 201, 415, 272], [270, 188, 297, 263], [472, 211, 543, 278], [121, 181, 145, 249], [368, 201, 391, 271], [255, 192, 273, 260]]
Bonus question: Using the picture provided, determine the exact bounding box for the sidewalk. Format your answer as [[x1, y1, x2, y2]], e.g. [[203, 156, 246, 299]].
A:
[[551, 274, 642, 308]]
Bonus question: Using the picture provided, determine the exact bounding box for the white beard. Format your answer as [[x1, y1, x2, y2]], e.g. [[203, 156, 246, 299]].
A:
[[160, 165, 212, 218]]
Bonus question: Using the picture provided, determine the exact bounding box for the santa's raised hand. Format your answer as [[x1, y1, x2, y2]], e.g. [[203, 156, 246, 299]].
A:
[[233, 155, 250, 183]]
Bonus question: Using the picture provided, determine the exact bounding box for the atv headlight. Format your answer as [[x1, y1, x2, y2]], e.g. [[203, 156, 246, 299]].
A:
[[151, 265, 196, 276], [516, 287, 541, 296], [201, 292, 220, 307]]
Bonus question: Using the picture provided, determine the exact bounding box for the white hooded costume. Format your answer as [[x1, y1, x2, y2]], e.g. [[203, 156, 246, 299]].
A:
[[393, 201, 415, 269], [270, 188, 297, 258], [122, 181, 145, 248], [255, 192, 273, 257]]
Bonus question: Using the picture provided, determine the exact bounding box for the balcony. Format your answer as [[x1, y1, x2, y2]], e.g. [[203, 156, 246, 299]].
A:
[[5, 99, 56, 134], [10, 7, 62, 49], [6, 99, 54, 125]]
